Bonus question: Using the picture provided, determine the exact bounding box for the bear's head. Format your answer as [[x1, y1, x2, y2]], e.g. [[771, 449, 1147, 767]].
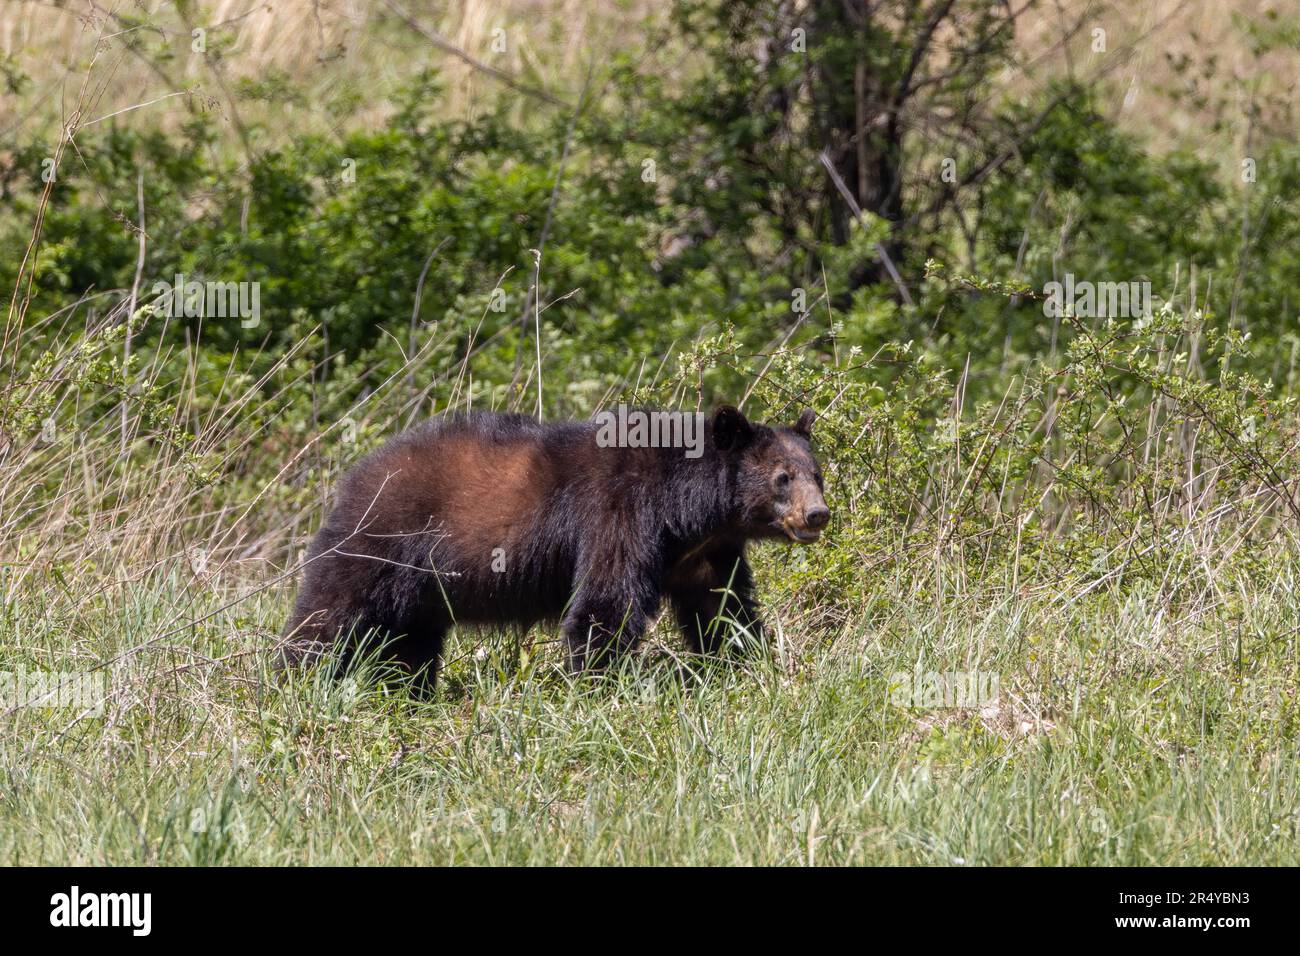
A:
[[713, 405, 830, 544]]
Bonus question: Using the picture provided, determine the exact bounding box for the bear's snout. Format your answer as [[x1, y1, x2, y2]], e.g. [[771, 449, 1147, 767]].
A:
[[780, 486, 829, 543]]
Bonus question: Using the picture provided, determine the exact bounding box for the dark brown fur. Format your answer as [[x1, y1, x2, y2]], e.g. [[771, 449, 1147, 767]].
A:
[[280, 405, 828, 689]]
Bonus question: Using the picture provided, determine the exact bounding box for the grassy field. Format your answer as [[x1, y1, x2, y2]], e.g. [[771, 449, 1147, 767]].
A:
[[7, 298, 1298, 866], [4, 553, 1298, 865]]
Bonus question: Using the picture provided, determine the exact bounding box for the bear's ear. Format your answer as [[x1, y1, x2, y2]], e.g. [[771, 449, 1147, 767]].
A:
[[712, 405, 753, 451], [792, 407, 816, 439]]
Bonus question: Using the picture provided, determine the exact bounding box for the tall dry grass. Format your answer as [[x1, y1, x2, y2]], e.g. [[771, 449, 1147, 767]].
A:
[[3, 1, 1293, 153], [0, 0, 660, 146]]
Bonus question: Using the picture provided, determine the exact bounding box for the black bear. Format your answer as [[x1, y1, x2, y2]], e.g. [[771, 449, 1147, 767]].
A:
[[280, 405, 828, 688]]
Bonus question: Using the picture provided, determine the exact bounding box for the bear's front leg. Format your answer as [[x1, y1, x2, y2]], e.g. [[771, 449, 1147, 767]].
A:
[[561, 566, 663, 673], [669, 546, 765, 657]]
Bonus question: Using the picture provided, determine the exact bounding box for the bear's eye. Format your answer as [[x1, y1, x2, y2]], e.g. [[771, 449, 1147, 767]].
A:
[[814, 471, 823, 489], [774, 472, 791, 491]]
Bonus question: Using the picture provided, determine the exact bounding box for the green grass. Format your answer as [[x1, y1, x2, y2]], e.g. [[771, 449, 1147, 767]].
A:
[[3, 559, 1297, 866]]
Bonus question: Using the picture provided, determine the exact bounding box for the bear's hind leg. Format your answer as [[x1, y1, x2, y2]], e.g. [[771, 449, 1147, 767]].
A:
[[396, 621, 449, 697], [279, 602, 376, 675]]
